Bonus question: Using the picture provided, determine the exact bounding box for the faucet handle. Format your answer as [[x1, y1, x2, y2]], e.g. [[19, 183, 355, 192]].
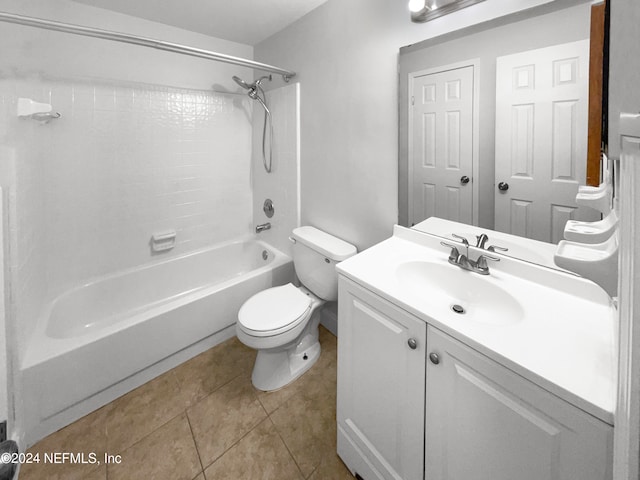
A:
[[487, 244, 509, 253], [440, 241, 460, 262], [476, 253, 500, 271], [451, 234, 470, 246]]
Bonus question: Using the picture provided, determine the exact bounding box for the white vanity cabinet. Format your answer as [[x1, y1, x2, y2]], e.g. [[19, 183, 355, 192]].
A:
[[425, 325, 612, 480], [337, 276, 613, 480], [337, 277, 426, 480]]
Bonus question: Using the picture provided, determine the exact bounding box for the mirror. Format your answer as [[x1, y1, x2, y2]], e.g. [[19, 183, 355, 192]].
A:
[[398, 1, 607, 258]]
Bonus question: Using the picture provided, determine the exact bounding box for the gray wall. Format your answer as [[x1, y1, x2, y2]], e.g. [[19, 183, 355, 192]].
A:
[[399, 2, 591, 229]]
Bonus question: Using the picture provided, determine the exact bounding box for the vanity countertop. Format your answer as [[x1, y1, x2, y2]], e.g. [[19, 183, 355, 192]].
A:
[[336, 225, 617, 425]]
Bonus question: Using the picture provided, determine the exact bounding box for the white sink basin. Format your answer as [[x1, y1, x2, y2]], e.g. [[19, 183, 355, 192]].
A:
[[396, 261, 524, 326]]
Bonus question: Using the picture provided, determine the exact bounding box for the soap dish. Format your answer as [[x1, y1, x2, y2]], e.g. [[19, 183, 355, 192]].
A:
[[554, 231, 618, 297], [564, 210, 618, 244], [575, 183, 612, 215]]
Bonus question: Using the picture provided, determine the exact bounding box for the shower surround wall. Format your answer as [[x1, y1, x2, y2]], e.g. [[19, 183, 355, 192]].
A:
[[252, 82, 300, 256]]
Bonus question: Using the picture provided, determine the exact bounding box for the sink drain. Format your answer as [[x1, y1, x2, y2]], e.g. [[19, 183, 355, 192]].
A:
[[451, 304, 465, 314]]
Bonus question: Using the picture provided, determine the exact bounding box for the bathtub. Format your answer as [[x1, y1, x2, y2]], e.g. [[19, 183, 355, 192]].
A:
[[21, 237, 293, 444]]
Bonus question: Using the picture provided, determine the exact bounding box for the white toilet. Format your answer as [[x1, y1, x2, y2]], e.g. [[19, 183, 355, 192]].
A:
[[237, 226, 356, 391]]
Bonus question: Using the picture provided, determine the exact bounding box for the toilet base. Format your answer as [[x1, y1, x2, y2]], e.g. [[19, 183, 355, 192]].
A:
[[251, 329, 321, 391]]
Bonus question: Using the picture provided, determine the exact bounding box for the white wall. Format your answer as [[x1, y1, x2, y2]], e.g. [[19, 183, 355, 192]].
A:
[[252, 83, 300, 256], [255, 0, 557, 251]]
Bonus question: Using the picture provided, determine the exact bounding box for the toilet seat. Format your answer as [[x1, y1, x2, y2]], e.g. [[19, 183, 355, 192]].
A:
[[238, 283, 312, 337]]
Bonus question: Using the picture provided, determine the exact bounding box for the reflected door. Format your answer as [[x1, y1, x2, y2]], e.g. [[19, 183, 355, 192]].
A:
[[410, 65, 474, 226], [494, 40, 600, 243]]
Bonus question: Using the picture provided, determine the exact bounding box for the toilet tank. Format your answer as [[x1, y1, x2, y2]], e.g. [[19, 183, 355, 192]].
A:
[[291, 226, 357, 301]]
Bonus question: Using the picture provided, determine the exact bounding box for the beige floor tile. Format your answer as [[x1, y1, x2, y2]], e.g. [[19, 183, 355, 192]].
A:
[[270, 394, 337, 478], [173, 337, 256, 408], [108, 413, 201, 480], [307, 452, 354, 480], [269, 374, 338, 478], [187, 374, 267, 468], [203, 418, 303, 480], [257, 326, 337, 414], [79, 465, 106, 480], [106, 369, 185, 454], [19, 405, 110, 480]]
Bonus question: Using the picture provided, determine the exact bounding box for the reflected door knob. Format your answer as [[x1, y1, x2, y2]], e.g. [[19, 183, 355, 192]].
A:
[[408, 338, 418, 350], [429, 352, 440, 365], [498, 182, 509, 191], [460, 175, 470, 185]]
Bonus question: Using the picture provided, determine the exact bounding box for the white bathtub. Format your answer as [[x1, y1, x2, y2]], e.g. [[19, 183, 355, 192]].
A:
[[21, 237, 293, 444]]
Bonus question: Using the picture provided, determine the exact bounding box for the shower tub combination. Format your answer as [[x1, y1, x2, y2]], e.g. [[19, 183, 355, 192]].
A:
[[21, 238, 293, 444]]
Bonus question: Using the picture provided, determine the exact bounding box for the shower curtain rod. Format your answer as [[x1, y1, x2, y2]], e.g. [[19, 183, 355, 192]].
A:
[[0, 11, 297, 82]]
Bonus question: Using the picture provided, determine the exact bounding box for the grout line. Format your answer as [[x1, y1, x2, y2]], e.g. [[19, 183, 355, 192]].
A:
[[185, 410, 206, 477], [269, 412, 306, 479], [199, 415, 270, 472], [108, 408, 185, 457]]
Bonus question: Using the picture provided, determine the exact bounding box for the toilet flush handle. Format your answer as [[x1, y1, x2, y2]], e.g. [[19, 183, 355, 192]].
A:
[[288, 236, 296, 244]]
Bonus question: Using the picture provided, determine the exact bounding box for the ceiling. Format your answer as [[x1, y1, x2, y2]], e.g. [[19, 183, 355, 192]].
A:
[[70, 0, 329, 45]]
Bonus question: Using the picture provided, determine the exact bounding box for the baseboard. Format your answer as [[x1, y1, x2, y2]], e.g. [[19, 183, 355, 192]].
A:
[[320, 303, 338, 337]]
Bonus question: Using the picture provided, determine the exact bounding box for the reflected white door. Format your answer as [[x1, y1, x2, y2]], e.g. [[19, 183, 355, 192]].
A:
[[410, 65, 474, 226], [494, 40, 600, 243]]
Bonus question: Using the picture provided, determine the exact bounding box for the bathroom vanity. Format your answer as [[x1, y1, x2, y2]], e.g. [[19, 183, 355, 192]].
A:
[[336, 225, 616, 480]]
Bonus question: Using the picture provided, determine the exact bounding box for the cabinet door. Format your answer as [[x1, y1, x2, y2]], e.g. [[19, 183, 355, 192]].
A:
[[337, 277, 426, 480], [425, 326, 612, 480]]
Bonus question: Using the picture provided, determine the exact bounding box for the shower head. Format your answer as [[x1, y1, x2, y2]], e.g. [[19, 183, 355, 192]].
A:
[[254, 75, 272, 86], [232, 74, 272, 92], [232, 75, 251, 90]]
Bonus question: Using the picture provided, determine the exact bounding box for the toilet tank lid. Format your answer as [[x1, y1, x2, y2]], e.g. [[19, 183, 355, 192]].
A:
[[292, 226, 357, 261]]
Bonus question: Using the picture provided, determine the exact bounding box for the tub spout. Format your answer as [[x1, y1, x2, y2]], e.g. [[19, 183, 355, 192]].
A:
[[256, 222, 271, 233]]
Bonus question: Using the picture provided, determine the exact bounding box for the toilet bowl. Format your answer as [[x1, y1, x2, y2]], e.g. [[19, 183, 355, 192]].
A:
[[237, 226, 356, 391]]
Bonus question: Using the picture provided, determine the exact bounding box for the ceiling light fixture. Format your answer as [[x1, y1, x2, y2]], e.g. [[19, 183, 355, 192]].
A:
[[410, 0, 485, 23], [408, 0, 427, 13]]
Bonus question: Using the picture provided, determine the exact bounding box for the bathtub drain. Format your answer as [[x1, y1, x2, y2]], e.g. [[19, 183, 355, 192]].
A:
[[262, 250, 269, 260]]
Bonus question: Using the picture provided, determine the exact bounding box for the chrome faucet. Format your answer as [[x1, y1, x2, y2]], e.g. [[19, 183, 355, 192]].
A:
[[441, 234, 500, 275], [473, 232, 509, 254], [255, 222, 271, 233], [475, 233, 489, 249]]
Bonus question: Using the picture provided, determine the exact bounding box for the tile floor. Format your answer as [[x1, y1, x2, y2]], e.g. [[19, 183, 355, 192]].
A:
[[20, 326, 353, 480]]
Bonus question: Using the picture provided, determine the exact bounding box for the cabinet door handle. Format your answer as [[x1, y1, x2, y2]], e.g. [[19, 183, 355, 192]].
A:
[[429, 352, 440, 365], [408, 338, 418, 349]]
